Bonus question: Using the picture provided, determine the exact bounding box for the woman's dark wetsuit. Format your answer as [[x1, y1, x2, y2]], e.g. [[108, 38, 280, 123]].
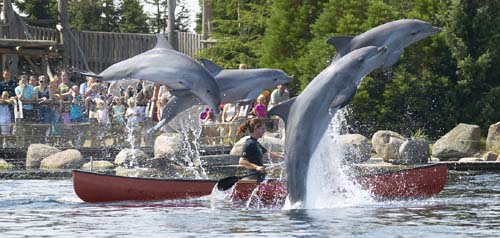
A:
[[241, 136, 267, 182]]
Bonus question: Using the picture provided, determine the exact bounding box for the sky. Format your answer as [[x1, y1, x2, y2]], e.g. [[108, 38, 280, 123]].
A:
[[143, 0, 201, 32]]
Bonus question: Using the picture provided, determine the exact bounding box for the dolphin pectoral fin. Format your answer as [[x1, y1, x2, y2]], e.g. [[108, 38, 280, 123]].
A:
[[331, 85, 357, 109], [169, 89, 191, 97], [242, 88, 263, 102], [268, 97, 296, 125], [154, 34, 173, 49], [325, 36, 353, 54], [200, 58, 223, 76], [384, 50, 402, 67]]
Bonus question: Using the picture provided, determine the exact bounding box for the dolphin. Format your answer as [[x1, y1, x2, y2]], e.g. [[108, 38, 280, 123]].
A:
[[83, 35, 222, 114], [149, 59, 292, 132], [326, 19, 440, 67], [269, 46, 388, 206]]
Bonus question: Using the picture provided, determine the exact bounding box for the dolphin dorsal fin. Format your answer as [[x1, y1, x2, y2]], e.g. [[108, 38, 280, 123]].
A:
[[154, 34, 173, 49], [325, 36, 353, 53], [268, 97, 296, 125], [200, 58, 223, 76]]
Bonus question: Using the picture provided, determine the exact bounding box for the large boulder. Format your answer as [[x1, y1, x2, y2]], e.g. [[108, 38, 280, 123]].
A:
[[482, 151, 499, 161], [26, 144, 61, 169], [40, 149, 84, 169], [372, 130, 405, 162], [396, 139, 430, 164], [154, 132, 184, 159], [338, 134, 371, 164], [0, 159, 14, 170], [114, 148, 149, 168], [486, 122, 500, 153], [432, 123, 481, 160], [81, 160, 115, 170]]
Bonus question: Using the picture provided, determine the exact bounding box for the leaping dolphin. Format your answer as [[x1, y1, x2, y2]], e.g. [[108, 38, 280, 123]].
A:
[[326, 19, 440, 67], [270, 46, 388, 206], [83, 35, 222, 114], [149, 59, 292, 132]]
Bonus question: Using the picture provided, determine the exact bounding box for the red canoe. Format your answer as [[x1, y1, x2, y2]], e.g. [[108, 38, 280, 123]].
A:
[[73, 164, 447, 203]]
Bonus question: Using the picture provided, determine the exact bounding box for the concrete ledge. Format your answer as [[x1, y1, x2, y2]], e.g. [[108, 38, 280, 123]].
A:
[[431, 161, 500, 171]]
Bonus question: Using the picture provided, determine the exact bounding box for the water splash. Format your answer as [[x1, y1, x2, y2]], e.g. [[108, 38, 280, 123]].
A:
[[304, 109, 373, 209]]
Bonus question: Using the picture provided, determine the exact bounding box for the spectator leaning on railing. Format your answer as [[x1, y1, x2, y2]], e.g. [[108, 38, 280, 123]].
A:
[[0, 91, 14, 147], [0, 69, 18, 99]]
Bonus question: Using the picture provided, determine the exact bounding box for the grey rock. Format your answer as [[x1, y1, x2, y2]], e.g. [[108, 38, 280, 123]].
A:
[[26, 144, 61, 169], [81, 160, 115, 170], [458, 157, 484, 162], [338, 134, 371, 163], [396, 139, 430, 164], [114, 148, 149, 168], [432, 123, 481, 160], [486, 122, 500, 153], [372, 130, 405, 162], [40, 149, 84, 169], [154, 132, 184, 159]]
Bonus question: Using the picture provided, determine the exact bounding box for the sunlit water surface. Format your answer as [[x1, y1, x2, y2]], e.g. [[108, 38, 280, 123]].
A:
[[0, 171, 499, 237]]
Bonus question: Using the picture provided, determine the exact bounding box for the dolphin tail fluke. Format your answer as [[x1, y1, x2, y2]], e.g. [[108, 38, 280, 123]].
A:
[[326, 36, 353, 55], [154, 34, 173, 49], [268, 97, 296, 125], [200, 58, 223, 76]]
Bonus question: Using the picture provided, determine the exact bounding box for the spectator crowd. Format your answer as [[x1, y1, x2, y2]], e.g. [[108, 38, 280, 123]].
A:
[[0, 67, 290, 148]]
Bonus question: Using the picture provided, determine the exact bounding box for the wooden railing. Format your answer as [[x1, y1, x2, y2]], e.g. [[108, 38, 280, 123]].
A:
[[21, 25, 206, 72]]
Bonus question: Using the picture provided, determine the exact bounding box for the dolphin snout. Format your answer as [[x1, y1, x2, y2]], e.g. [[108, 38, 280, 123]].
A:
[[432, 26, 441, 33]]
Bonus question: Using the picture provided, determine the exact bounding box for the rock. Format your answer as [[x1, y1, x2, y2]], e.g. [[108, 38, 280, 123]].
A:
[[396, 139, 430, 164], [154, 132, 184, 159], [458, 157, 484, 162], [26, 144, 61, 169], [432, 123, 481, 160], [486, 122, 500, 153], [338, 134, 371, 163], [40, 149, 84, 169], [482, 151, 499, 161], [81, 161, 115, 170], [0, 159, 14, 170], [230, 136, 250, 155], [372, 130, 405, 162], [114, 148, 149, 168]]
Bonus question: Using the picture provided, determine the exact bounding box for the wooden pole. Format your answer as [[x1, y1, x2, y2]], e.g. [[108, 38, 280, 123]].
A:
[[167, 0, 177, 50], [202, 0, 212, 41], [2, 0, 19, 75], [58, 0, 69, 66]]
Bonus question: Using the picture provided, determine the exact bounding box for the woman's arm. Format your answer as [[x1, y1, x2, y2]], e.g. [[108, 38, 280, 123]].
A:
[[239, 157, 265, 172], [266, 152, 285, 160]]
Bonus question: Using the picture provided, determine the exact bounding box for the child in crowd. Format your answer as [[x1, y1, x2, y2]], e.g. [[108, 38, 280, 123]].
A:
[[112, 97, 126, 127], [69, 85, 85, 123], [125, 98, 141, 147], [0, 91, 14, 147], [251, 95, 267, 119]]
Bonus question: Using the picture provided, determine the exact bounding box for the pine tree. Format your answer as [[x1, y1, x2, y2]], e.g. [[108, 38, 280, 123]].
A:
[[260, 0, 328, 93], [14, 0, 58, 27], [68, 0, 107, 31], [118, 0, 150, 33]]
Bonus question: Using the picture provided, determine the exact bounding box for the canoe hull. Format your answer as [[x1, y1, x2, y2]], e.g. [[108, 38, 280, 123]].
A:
[[73, 164, 447, 203]]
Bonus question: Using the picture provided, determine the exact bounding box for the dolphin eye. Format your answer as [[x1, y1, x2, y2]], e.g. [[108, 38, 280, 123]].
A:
[[207, 89, 211, 93], [273, 78, 278, 81], [358, 57, 365, 63]]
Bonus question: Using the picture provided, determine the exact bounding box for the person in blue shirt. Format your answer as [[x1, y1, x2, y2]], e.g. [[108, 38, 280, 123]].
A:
[[15, 75, 37, 122]]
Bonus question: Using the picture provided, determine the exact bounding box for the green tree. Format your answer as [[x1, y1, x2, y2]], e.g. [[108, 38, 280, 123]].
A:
[[14, 0, 58, 27], [440, 0, 500, 131], [197, 0, 271, 68], [260, 0, 329, 93], [118, 0, 150, 33]]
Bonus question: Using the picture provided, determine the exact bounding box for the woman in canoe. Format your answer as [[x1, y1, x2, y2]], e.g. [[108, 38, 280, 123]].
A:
[[237, 118, 284, 181]]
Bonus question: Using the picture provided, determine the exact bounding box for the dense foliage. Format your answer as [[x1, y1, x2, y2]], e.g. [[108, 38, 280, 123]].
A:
[[200, 0, 500, 138]]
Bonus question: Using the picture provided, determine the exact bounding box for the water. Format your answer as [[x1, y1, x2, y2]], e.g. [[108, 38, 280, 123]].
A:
[[0, 172, 499, 237]]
